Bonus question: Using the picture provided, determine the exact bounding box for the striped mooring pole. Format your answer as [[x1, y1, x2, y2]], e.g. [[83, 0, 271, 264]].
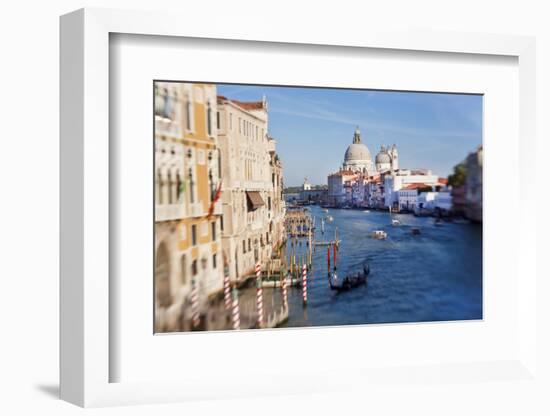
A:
[[255, 262, 264, 328], [191, 279, 200, 328], [231, 287, 240, 330], [302, 263, 308, 305], [281, 269, 288, 311], [223, 265, 231, 310]]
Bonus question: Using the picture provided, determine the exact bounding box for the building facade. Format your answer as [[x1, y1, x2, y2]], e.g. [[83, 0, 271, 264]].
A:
[[384, 169, 440, 208], [154, 82, 223, 332], [465, 146, 483, 222], [217, 95, 285, 283]]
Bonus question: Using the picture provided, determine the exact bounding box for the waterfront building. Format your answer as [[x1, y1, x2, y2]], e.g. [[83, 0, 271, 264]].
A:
[[217, 95, 285, 283], [465, 146, 483, 222], [299, 178, 328, 204], [268, 137, 286, 256], [416, 191, 453, 213], [365, 174, 385, 208], [154, 82, 223, 332], [327, 170, 358, 206], [328, 127, 405, 207], [327, 126, 447, 209], [397, 183, 428, 211], [384, 169, 440, 208]]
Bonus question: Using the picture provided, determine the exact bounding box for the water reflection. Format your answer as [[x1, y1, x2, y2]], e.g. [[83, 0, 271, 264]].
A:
[[282, 205, 482, 327]]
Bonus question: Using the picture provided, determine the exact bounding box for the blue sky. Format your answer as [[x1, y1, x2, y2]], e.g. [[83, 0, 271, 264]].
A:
[[218, 84, 482, 187]]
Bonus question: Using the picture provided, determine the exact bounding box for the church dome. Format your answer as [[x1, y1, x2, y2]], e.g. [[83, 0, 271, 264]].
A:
[[375, 151, 391, 164], [345, 143, 372, 162], [342, 126, 373, 173]]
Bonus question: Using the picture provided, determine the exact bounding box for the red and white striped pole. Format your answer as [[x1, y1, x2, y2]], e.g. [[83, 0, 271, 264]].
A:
[[255, 262, 264, 328], [223, 265, 231, 310], [281, 269, 288, 311], [191, 279, 200, 328], [231, 287, 240, 330], [302, 263, 308, 305]]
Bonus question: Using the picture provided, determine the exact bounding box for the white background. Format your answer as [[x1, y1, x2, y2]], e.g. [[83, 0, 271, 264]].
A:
[[1, 1, 549, 415], [112, 34, 519, 384]]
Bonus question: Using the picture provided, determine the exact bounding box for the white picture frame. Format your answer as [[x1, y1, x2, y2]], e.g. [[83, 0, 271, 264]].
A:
[[60, 8, 538, 408]]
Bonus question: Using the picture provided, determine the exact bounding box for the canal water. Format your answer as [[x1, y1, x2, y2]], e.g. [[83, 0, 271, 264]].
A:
[[281, 205, 482, 327]]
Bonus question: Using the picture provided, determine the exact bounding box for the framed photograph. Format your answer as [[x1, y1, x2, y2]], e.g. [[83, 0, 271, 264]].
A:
[[60, 8, 538, 408]]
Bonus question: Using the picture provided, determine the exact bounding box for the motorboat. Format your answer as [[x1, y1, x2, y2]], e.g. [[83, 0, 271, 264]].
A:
[[371, 230, 387, 240], [329, 264, 370, 292], [391, 219, 401, 226]]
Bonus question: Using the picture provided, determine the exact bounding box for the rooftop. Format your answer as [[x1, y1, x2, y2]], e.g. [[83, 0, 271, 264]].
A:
[[400, 183, 432, 191], [217, 95, 266, 112]]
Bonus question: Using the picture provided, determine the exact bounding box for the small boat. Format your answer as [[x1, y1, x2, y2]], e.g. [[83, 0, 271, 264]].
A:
[[363, 210, 370, 213], [411, 227, 421, 235], [391, 219, 401, 226], [329, 264, 370, 292], [322, 208, 329, 213], [371, 230, 387, 240], [326, 215, 334, 223], [434, 218, 443, 226]]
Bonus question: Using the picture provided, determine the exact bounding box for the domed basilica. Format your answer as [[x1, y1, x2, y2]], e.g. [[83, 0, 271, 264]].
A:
[[342, 126, 398, 174]]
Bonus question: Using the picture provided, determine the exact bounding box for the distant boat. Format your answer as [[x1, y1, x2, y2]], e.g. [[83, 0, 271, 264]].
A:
[[391, 219, 401, 226], [363, 210, 370, 213], [326, 215, 334, 223], [411, 227, 421, 235], [322, 208, 329, 213], [371, 230, 387, 240]]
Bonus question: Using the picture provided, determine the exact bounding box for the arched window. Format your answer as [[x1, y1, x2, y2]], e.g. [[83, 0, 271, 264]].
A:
[[167, 171, 173, 204], [188, 168, 195, 204], [155, 169, 162, 204], [175, 171, 182, 202], [159, 171, 166, 205], [163, 88, 173, 119], [207, 102, 212, 136], [185, 98, 192, 131], [154, 84, 164, 117], [155, 242, 171, 307]]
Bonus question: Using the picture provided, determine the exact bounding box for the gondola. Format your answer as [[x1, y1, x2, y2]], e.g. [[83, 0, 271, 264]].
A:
[[329, 264, 370, 292]]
